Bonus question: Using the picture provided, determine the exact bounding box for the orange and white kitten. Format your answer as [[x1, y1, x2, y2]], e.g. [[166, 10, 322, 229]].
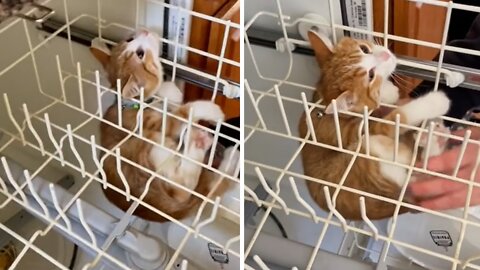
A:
[[299, 31, 450, 220], [91, 30, 239, 222], [0, 242, 16, 270]]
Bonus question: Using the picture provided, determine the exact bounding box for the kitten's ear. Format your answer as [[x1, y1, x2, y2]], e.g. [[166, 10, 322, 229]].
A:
[[90, 37, 111, 69], [325, 91, 356, 114], [308, 30, 333, 66], [122, 75, 141, 98]]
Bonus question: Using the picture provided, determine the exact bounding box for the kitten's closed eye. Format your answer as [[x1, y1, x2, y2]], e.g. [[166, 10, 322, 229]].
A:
[[126, 37, 134, 42]]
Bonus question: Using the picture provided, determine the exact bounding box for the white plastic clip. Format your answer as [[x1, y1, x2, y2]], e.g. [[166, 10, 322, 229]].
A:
[[275, 37, 295, 52], [223, 83, 240, 99]]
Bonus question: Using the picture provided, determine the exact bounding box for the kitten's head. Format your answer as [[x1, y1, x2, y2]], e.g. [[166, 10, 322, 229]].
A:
[[90, 29, 163, 99], [308, 30, 397, 114]]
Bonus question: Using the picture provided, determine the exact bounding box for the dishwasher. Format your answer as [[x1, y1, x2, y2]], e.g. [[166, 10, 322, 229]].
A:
[[244, 0, 480, 269], [0, 0, 240, 269]]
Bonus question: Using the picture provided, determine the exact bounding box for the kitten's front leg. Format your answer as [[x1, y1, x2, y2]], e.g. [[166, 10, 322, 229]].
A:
[[398, 91, 450, 126], [380, 79, 399, 105], [370, 91, 450, 137], [157, 81, 184, 105]]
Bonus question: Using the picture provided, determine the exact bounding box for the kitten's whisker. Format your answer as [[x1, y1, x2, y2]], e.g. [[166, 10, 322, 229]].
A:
[[390, 75, 414, 93], [392, 73, 416, 87]]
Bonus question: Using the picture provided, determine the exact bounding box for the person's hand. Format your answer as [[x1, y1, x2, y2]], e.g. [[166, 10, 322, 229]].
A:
[[408, 127, 480, 210]]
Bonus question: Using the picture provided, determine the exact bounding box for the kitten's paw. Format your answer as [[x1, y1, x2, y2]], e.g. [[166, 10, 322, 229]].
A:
[[401, 91, 450, 126], [191, 129, 213, 150], [422, 91, 451, 117], [380, 80, 399, 104], [418, 121, 450, 159], [158, 81, 183, 104], [187, 101, 225, 123], [219, 147, 240, 176]]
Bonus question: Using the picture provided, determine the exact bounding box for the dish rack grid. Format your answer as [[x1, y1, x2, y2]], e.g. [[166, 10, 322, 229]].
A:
[[0, 0, 240, 269], [244, 0, 480, 269]]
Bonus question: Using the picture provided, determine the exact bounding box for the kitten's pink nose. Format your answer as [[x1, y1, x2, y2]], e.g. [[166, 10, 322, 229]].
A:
[[139, 29, 149, 36], [378, 51, 390, 61]]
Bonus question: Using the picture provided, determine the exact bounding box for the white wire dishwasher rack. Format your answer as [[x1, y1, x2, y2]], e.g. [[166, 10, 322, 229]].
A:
[[244, 0, 480, 270], [0, 0, 241, 269]]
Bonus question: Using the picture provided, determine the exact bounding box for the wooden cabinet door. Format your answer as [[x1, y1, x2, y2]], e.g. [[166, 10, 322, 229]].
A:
[[185, 0, 240, 119], [374, 0, 448, 95]]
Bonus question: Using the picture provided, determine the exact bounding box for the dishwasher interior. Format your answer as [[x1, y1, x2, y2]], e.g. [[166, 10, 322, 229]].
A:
[[0, 1, 240, 269]]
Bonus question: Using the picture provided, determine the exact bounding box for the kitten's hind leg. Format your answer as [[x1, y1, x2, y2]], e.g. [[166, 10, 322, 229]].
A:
[[417, 120, 450, 160], [177, 129, 213, 191], [368, 135, 411, 187]]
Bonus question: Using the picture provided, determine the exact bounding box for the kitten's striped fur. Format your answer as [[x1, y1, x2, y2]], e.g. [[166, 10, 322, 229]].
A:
[[299, 31, 450, 220]]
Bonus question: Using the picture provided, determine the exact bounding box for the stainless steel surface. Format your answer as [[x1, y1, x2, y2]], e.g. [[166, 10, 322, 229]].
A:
[[246, 27, 480, 92], [35, 18, 240, 97]]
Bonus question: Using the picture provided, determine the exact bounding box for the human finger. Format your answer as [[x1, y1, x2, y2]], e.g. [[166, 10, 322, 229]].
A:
[[417, 186, 480, 211], [416, 143, 479, 173], [408, 167, 472, 199]]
